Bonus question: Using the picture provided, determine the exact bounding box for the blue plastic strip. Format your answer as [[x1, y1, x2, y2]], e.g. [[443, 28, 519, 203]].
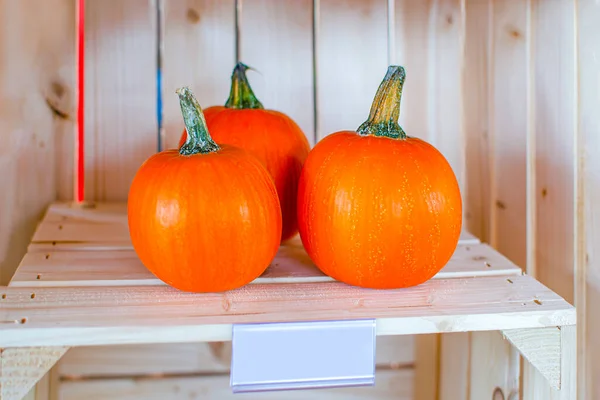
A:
[[230, 319, 376, 393], [155, 0, 163, 153]]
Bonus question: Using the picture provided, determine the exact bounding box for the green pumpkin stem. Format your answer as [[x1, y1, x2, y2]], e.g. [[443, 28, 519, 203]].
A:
[[224, 62, 264, 109], [357, 65, 407, 139], [176, 87, 220, 155]]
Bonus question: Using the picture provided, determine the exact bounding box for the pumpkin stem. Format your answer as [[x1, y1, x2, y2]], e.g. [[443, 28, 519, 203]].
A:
[[224, 62, 264, 109], [176, 87, 220, 155], [357, 65, 407, 139]]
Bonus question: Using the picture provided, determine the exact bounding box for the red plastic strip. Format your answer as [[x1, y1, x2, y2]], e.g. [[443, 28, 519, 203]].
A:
[[75, 0, 85, 202]]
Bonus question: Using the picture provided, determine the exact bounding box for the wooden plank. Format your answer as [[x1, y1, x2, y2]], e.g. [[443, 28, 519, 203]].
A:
[[438, 0, 480, 397], [462, 0, 491, 244], [83, 0, 157, 201], [242, 0, 314, 143], [577, 0, 599, 398], [0, 0, 75, 286], [414, 334, 439, 400], [58, 369, 414, 400], [11, 240, 522, 287], [463, 1, 530, 399], [490, 0, 528, 267], [469, 331, 519, 400], [439, 333, 470, 400], [0, 274, 575, 348], [58, 343, 229, 378], [317, 0, 388, 140], [393, 0, 432, 143], [0, 347, 67, 400], [58, 335, 414, 377], [523, 1, 577, 398], [426, 0, 465, 195], [531, 0, 576, 305], [28, 202, 480, 252], [162, 0, 235, 150]]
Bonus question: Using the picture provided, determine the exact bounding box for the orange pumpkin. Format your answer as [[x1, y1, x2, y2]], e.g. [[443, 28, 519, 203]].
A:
[[179, 63, 310, 242], [128, 87, 282, 293], [297, 66, 462, 289]]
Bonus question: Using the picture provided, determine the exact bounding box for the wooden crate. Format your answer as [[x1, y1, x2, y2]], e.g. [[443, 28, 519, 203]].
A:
[[1, 0, 597, 399], [1, 201, 575, 400]]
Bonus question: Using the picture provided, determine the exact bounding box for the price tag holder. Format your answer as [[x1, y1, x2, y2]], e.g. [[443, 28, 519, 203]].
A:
[[230, 319, 376, 393]]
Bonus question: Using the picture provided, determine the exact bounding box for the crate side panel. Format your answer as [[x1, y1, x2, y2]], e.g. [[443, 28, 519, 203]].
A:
[[84, 0, 158, 201], [57, 369, 414, 400], [0, 0, 75, 285], [162, 0, 235, 150]]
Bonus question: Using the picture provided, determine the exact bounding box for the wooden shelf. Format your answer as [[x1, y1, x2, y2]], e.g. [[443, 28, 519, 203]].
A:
[[1, 202, 575, 349]]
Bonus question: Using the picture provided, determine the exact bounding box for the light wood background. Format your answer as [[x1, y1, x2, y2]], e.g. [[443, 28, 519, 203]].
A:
[[1, 0, 595, 399]]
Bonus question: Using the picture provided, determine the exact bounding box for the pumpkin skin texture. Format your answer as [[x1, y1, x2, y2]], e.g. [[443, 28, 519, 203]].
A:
[[128, 87, 281, 293], [178, 63, 310, 242], [297, 66, 462, 289]]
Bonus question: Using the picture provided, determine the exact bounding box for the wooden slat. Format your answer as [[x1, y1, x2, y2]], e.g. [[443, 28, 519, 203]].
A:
[[446, 1, 490, 399], [58, 335, 414, 377], [523, 1, 577, 399], [425, 0, 465, 194], [83, 0, 157, 201], [58, 369, 414, 400], [0, 274, 575, 348], [439, 333, 469, 400], [28, 202, 480, 250], [242, 0, 315, 143], [461, 1, 530, 399], [436, 0, 477, 397], [392, 0, 432, 143], [12, 239, 521, 287], [469, 331, 518, 400], [414, 334, 439, 400], [0, 0, 75, 286], [58, 343, 229, 378], [490, 0, 528, 268], [462, 0, 491, 245], [162, 0, 235, 150], [578, 0, 599, 398], [317, 0, 388, 140], [532, 0, 576, 305]]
